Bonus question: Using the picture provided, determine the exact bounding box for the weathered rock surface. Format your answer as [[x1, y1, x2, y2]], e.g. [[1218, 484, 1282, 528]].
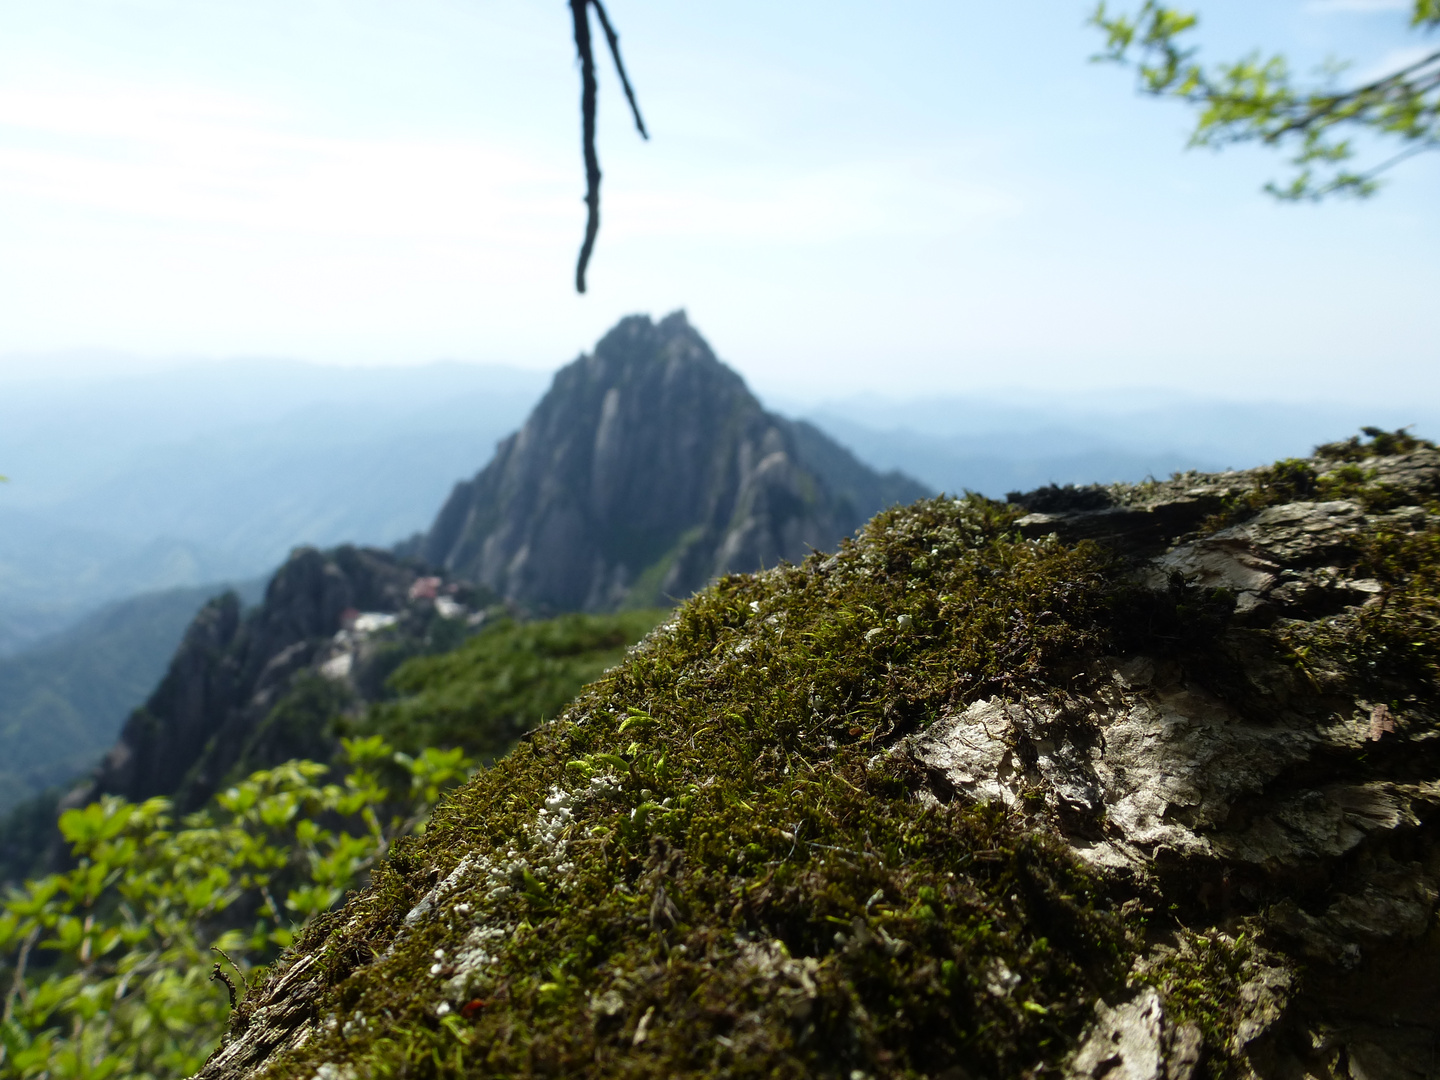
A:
[[408, 312, 928, 614], [1066, 987, 1202, 1080], [195, 441, 1440, 1080], [913, 447, 1440, 1078]]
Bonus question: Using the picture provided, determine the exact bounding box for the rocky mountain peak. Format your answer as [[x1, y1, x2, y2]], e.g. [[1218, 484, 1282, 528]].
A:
[[413, 312, 927, 614], [55, 314, 924, 828]]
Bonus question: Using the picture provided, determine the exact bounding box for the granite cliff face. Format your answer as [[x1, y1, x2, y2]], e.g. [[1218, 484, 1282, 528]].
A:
[[411, 312, 928, 614], [195, 435, 1440, 1080]]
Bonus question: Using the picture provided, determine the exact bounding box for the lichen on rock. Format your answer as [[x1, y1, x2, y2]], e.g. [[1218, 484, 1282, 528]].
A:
[[198, 433, 1440, 1080]]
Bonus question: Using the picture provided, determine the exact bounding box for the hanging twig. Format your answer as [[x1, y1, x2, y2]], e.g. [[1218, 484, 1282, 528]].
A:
[[570, 0, 647, 294], [570, 0, 600, 294], [590, 0, 649, 139]]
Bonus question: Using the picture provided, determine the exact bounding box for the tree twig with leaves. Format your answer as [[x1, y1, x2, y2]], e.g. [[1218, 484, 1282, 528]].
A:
[[1091, 0, 1440, 199]]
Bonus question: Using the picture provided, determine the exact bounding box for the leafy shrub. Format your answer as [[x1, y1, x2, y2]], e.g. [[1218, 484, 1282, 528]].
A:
[[0, 739, 471, 1079]]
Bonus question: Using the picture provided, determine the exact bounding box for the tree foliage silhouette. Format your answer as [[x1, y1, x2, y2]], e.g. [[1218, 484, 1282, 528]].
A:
[[1092, 0, 1440, 199]]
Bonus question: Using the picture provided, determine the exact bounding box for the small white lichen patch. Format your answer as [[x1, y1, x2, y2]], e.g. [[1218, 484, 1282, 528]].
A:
[[589, 988, 626, 1017], [587, 772, 623, 800], [986, 959, 1021, 998], [443, 926, 508, 998], [402, 854, 478, 928], [430, 783, 598, 1003], [341, 1010, 370, 1040]]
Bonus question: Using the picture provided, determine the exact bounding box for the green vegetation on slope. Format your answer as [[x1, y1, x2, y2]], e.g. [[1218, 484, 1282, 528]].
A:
[[163, 607, 667, 813], [355, 610, 668, 762]]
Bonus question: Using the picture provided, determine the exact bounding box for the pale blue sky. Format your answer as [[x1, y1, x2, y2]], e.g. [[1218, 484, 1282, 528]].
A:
[[0, 0, 1435, 401]]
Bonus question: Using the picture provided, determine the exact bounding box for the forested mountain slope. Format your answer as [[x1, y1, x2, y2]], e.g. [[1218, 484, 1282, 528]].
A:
[[0, 581, 262, 812], [203, 431, 1439, 1080], [68, 546, 457, 814]]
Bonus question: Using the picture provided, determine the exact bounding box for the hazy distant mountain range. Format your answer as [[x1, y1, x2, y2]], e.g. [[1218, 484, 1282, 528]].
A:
[[802, 393, 1440, 498], [0, 360, 547, 653]]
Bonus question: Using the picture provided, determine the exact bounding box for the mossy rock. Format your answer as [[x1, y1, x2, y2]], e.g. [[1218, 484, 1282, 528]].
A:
[[201, 432, 1440, 1080]]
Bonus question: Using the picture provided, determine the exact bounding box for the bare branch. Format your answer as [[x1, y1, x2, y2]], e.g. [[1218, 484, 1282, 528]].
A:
[[570, 0, 602, 294], [209, 963, 238, 1009], [591, 0, 649, 139], [570, 0, 647, 293]]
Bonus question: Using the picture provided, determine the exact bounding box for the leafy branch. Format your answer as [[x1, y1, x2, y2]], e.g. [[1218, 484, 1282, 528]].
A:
[[1091, 0, 1440, 199], [0, 739, 472, 1079]]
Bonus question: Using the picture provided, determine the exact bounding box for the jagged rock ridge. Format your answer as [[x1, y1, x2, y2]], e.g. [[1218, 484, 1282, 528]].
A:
[[409, 311, 928, 614], [73, 546, 458, 812]]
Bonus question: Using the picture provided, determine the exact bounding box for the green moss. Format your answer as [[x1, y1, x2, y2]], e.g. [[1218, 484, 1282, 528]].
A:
[[1348, 521, 1440, 689], [1278, 516, 1440, 695], [1135, 928, 1278, 1079], [1205, 429, 1437, 531], [243, 497, 1141, 1079], [232, 445, 1439, 1079], [1314, 426, 1434, 463]]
